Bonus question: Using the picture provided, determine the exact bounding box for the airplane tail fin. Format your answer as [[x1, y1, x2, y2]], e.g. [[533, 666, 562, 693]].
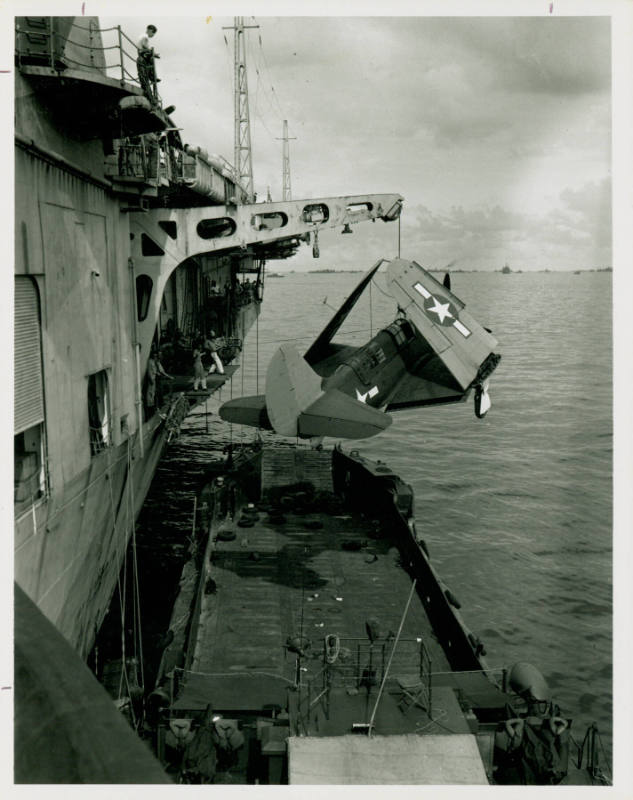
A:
[[266, 344, 391, 439], [265, 345, 323, 436]]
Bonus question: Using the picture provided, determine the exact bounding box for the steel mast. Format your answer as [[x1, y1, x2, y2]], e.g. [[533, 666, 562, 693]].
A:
[[223, 17, 258, 202], [276, 120, 296, 201]]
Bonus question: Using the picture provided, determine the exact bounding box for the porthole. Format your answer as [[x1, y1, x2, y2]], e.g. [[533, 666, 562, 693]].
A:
[[302, 203, 329, 224], [346, 202, 373, 214], [251, 212, 288, 231], [197, 217, 236, 239]]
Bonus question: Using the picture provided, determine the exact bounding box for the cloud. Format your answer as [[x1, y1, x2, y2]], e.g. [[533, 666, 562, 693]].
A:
[[398, 177, 611, 271], [99, 16, 611, 272], [543, 178, 612, 255], [444, 17, 611, 97]]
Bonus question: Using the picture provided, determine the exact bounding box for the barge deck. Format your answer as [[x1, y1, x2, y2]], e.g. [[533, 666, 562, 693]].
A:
[[156, 446, 501, 784]]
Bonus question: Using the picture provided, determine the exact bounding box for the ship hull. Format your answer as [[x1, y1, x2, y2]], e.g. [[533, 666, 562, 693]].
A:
[[15, 412, 170, 659]]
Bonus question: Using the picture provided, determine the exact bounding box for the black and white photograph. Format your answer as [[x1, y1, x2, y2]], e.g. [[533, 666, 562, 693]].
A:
[[7, 0, 632, 791]]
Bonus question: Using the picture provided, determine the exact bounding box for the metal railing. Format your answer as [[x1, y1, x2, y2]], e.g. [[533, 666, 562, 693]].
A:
[[15, 18, 161, 105], [112, 139, 235, 198], [113, 139, 161, 181], [294, 634, 432, 735]]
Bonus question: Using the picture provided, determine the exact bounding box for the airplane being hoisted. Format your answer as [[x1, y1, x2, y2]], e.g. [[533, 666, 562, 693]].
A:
[[219, 258, 501, 440]]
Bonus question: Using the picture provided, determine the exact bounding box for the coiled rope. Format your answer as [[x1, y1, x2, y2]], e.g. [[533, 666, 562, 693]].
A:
[[324, 634, 340, 664]]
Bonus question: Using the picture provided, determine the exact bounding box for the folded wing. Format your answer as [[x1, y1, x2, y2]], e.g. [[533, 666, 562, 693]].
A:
[[387, 259, 499, 392], [304, 258, 386, 367]]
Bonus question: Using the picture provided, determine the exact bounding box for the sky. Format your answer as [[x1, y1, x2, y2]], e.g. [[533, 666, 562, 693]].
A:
[[98, 10, 613, 271]]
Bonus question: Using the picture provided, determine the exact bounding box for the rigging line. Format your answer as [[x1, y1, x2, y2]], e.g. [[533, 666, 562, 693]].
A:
[[105, 446, 127, 701], [253, 100, 276, 143], [250, 76, 279, 142], [368, 578, 417, 734], [15, 449, 129, 529], [222, 33, 235, 112], [222, 30, 232, 68], [427, 667, 507, 676], [126, 429, 144, 690], [253, 105, 278, 143], [255, 25, 286, 118], [131, 514, 144, 690], [253, 66, 262, 129], [240, 312, 245, 444], [229, 374, 233, 448], [255, 326, 383, 347], [117, 532, 128, 700], [252, 62, 283, 125], [176, 666, 295, 685], [249, 34, 280, 113], [371, 276, 394, 301], [121, 440, 136, 698]]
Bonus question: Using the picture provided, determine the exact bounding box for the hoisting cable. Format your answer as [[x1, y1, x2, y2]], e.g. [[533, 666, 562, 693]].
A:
[[371, 275, 394, 302], [255, 25, 287, 119], [368, 579, 417, 735], [256, 328, 373, 346]]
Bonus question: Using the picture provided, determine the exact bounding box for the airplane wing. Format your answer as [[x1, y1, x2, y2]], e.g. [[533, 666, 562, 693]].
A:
[[387, 259, 499, 392], [385, 370, 466, 411], [303, 259, 386, 367]]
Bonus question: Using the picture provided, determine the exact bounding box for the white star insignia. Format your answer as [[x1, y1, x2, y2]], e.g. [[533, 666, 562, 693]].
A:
[[356, 386, 379, 403], [427, 297, 453, 323]]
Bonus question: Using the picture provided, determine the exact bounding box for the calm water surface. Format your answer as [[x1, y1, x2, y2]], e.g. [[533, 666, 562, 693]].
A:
[[130, 268, 613, 771]]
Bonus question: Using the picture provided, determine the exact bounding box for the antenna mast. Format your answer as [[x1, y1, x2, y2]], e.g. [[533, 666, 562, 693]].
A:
[[223, 17, 259, 202], [276, 120, 296, 201]]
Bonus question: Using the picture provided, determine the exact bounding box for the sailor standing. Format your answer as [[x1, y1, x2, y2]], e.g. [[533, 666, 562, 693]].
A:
[[192, 342, 207, 390], [136, 24, 160, 101], [205, 331, 225, 375]]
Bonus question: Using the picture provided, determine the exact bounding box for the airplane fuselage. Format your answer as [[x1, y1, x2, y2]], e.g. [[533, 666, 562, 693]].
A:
[[321, 318, 418, 409], [320, 316, 458, 411]]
